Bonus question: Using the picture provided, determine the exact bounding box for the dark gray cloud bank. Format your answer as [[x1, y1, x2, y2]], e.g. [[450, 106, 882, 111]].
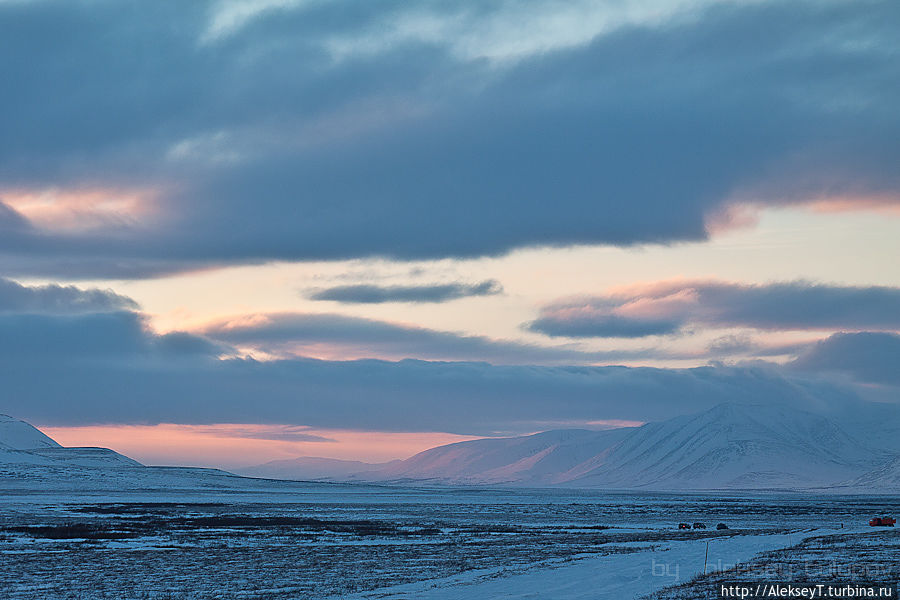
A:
[[790, 332, 900, 386], [530, 281, 900, 338], [309, 280, 502, 303], [0, 306, 880, 434], [0, 0, 898, 277], [0, 277, 137, 313], [0, 4, 897, 435], [199, 312, 653, 365], [0, 279, 894, 433]]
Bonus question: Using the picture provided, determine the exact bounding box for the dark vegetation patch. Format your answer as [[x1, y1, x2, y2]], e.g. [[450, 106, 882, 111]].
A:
[[69, 503, 227, 515], [4, 523, 138, 540]]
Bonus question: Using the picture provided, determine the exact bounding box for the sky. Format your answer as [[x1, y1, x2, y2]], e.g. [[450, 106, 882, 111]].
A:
[[0, 0, 898, 469]]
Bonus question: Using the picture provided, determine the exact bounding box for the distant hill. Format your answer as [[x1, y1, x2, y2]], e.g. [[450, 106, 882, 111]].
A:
[[237, 456, 397, 481], [0, 414, 247, 495], [373, 427, 633, 485], [563, 403, 880, 489], [5, 404, 898, 493], [0, 415, 389, 500], [844, 455, 900, 492], [245, 402, 899, 491], [0, 414, 141, 468], [0, 414, 62, 451]]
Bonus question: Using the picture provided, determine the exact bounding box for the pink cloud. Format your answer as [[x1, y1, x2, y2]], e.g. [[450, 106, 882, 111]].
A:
[[0, 186, 162, 233]]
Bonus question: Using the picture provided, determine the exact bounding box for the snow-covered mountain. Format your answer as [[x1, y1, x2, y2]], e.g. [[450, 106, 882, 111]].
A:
[[5, 405, 898, 493], [0, 414, 141, 468], [372, 428, 633, 485], [565, 403, 881, 489], [0, 414, 61, 450], [0, 414, 395, 500], [844, 455, 900, 491], [334, 402, 897, 490], [0, 414, 296, 497]]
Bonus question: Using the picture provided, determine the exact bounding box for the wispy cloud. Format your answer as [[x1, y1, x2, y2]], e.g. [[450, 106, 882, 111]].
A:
[[198, 311, 649, 364], [529, 280, 900, 338], [308, 280, 501, 303], [184, 424, 336, 443]]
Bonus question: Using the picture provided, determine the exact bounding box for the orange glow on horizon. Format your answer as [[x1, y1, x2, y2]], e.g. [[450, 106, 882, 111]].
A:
[[39, 423, 483, 469], [807, 195, 900, 215]]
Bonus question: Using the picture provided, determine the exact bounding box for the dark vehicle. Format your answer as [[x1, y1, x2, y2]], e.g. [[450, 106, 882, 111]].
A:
[[678, 523, 691, 530], [869, 517, 896, 527], [716, 523, 728, 530], [692, 523, 706, 529]]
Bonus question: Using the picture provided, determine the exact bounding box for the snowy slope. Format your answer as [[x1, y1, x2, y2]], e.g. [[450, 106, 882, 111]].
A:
[[0, 414, 142, 468], [843, 455, 900, 491], [569, 403, 879, 489], [0, 415, 401, 501], [0, 414, 61, 450], [370, 428, 633, 485], [28, 447, 143, 468], [346, 403, 895, 490], [5, 407, 897, 492]]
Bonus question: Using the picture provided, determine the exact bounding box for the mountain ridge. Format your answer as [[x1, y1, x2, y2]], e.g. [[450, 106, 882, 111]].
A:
[[3, 405, 898, 492], [244, 402, 898, 491]]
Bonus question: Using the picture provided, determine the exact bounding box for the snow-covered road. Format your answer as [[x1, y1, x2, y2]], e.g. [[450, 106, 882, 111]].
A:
[[342, 529, 858, 600]]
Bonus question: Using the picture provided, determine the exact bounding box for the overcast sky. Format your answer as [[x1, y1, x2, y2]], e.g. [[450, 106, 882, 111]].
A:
[[1, 0, 898, 468]]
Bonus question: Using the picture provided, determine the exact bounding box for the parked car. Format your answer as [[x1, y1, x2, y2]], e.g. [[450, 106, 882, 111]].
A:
[[692, 522, 706, 529], [716, 523, 728, 530], [678, 523, 691, 530]]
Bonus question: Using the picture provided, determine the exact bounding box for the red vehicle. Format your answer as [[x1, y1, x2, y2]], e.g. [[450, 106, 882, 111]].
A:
[[869, 517, 896, 527]]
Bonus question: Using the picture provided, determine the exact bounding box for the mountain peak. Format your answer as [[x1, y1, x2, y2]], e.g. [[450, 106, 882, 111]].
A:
[[0, 414, 62, 450]]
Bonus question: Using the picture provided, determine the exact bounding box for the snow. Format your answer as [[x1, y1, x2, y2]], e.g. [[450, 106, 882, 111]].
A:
[[4, 412, 896, 599], [568, 403, 879, 489], [0, 414, 60, 450], [843, 455, 900, 491], [284, 402, 899, 491], [342, 529, 855, 600], [237, 456, 397, 480], [0, 414, 143, 471], [375, 428, 631, 485]]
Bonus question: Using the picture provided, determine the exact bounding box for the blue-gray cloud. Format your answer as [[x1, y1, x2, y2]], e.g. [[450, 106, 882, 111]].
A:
[[531, 314, 680, 339], [0, 322, 867, 433], [309, 280, 502, 303], [0, 277, 138, 314], [0, 306, 889, 434], [790, 332, 900, 385], [0, 311, 227, 359], [529, 281, 900, 338], [0, 0, 898, 276], [199, 312, 649, 364]]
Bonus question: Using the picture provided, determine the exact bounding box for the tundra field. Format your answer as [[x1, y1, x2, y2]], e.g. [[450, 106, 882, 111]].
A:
[[1, 488, 897, 600]]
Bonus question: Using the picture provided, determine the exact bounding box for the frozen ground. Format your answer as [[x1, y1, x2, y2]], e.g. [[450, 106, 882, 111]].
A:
[[1, 483, 897, 600], [645, 528, 900, 599], [341, 531, 809, 600]]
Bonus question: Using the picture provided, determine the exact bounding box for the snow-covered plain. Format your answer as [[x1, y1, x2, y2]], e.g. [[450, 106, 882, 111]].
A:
[[341, 530, 820, 600], [2, 482, 897, 600], [3, 413, 898, 599]]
